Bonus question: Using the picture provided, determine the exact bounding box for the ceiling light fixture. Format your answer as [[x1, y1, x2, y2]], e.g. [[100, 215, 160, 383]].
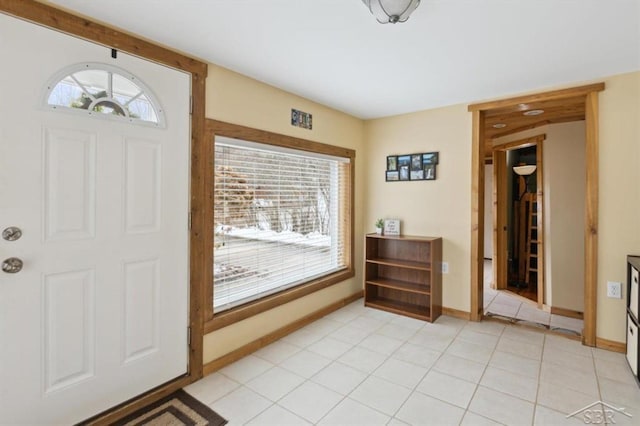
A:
[[523, 109, 545, 116], [492, 123, 507, 129], [361, 0, 421, 24]]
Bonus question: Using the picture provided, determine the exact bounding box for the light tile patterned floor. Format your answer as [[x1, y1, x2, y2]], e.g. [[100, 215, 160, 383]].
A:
[[185, 300, 640, 425], [483, 260, 584, 335]]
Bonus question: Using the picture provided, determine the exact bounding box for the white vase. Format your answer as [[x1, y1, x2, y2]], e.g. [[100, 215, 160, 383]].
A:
[[376, 227, 383, 235]]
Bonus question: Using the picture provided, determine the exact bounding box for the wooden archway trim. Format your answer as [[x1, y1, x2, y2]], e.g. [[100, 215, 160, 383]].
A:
[[0, 0, 207, 76], [468, 83, 605, 112], [469, 83, 604, 348]]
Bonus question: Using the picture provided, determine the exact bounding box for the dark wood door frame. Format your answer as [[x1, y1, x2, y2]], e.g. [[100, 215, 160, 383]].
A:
[[469, 83, 604, 347], [0, 1, 208, 423]]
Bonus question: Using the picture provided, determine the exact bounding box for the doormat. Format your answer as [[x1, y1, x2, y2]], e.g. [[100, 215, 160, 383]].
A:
[[114, 389, 227, 426]]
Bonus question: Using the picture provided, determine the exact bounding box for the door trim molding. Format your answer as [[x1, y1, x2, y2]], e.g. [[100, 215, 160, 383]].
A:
[[469, 83, 604, 347], [492, 150, 507, 291], [0, 0, 208, 421], [470, 109, 485, 321]]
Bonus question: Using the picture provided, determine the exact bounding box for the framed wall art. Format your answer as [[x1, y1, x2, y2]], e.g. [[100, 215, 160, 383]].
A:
[[423, 152, 439, 165], [424, 164, 436, 180], [386, 170, 399, 181], [410, 154, 423, 180], [385, 151, 439, 181], [397, 155, 411, 181], [387, 155, 397, 171]]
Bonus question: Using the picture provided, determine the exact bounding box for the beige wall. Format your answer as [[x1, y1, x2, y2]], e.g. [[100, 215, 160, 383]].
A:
[[361, 71, 639, 343], [544, 122, 586, 311], [598, 71, 640, 342], [206, 64, 363, 148], [363, 105, 472, 313], [203, 66, 639, 362], [204, 64, 365, 363]]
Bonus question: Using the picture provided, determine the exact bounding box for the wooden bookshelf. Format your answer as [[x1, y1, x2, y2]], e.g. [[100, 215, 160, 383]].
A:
[[364, 234, 442, 322]]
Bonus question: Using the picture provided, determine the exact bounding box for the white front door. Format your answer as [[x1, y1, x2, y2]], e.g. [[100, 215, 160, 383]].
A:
[[0, 15, 191, 424]]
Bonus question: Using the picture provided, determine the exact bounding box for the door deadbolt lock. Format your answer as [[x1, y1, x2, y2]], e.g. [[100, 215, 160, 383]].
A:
[[2, 227, 22, 241], [2, 258, 23, 273]]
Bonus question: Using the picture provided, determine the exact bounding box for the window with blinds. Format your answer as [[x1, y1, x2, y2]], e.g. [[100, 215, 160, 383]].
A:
[[213, 136, 350, 312]]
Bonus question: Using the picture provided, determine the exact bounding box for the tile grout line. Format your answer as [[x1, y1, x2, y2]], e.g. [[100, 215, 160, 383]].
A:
[[300, 308, 419, 424], [458, 318, 508, 425], [313, 312, 397, 425], [531, 332, 547, 426], [200, 300, 609, 425], [252, 310, 373, 425], [348, 311, 430, 424], [238, 316, 348, 425], [369, 316, 469, 423]]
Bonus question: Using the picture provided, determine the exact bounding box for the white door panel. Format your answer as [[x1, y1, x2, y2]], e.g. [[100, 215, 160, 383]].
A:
[[0, 14, 190, 424]]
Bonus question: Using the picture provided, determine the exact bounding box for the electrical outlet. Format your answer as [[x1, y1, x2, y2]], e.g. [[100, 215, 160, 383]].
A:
[[607, 281, 622, 299], [441, 262, 449, 274]]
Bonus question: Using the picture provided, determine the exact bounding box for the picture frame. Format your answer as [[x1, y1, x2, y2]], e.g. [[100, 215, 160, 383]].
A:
[[399, 166, 410, 181], [384, 219, 400, 236], [410, 154, 424, 180], [424, 164, 436, 180], [397, 155, 411, 181], [385, 152, 439, 182], [422, 152, 439, 165], [387, 155, 398, 171], [291, 108, 313, 130]]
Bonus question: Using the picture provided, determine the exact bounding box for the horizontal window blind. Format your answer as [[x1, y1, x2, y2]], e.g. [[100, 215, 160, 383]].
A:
[[213, 138, 350, 312]]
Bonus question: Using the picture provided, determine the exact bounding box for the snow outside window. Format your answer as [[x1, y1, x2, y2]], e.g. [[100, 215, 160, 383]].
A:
[[213, 136, 350, 312]]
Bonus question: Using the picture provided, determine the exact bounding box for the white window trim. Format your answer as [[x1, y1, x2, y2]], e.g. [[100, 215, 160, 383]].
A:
[[42, 62, 166, 128]]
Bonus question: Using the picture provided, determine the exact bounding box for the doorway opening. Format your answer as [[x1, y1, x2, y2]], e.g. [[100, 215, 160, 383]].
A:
[[493, 139, 543, 306], [486, 123, 589, 337], [508, 146, 539, 300], [469, 83, 604, 346]]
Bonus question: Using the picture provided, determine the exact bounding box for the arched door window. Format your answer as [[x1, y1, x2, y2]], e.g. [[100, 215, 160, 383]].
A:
[[44, 63, 165, 127]]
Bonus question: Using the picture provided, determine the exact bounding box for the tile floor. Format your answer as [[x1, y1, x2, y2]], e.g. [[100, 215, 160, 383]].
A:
[[185, 300, 640, 425], [483, 260, 584, 335]]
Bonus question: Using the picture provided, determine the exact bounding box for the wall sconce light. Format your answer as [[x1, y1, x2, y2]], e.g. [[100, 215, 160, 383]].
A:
[[514, 165, 537, 200], [513, 165, 536, 176]]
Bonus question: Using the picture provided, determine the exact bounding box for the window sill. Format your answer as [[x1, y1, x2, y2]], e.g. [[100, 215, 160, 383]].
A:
[[204, 267, 354, 334]]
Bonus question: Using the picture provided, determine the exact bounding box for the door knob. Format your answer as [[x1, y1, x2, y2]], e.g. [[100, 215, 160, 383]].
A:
[[2, 258, 23, 273], [2, 227, 22, 241]]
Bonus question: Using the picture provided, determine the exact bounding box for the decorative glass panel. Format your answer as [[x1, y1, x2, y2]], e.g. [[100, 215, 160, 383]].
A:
[[45, 64, 164, 127]]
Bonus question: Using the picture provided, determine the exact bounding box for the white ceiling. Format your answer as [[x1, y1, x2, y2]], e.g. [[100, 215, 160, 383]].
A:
[[49, 0, 640, 119]]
